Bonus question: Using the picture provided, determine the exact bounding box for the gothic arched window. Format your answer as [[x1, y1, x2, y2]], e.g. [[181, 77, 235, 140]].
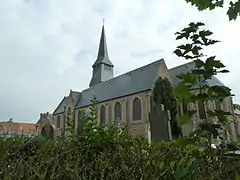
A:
[[62, 116, 66, 136], [108, 105, 112, 122], [115, 102, 122, 121], [100, 105, 106, 125], [67, 107, 71, 119], [215, 99, 222, 111], [56, 115, 60, 128], [77, 110, 83, 135], [198, 101, 206, 119], [133, 97, 142, 120]]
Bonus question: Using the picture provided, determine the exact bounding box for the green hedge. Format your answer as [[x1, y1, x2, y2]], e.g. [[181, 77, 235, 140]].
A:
[[0, 126, 240, 180]]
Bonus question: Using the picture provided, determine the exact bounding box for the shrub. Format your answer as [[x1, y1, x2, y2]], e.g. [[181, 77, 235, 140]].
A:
[[1, 134, 240, 179], [0, 99, 240, 179]]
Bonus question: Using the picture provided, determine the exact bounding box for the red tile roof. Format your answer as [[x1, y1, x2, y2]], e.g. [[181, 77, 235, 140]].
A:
[[0, 121, 42, 136]]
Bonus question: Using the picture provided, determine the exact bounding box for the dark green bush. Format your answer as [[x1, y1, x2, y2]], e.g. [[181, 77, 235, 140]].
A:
[[1, 98, 239, 179], [1, 127, 240, 180]]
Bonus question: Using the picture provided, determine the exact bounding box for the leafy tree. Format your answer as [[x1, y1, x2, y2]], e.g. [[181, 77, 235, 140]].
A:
[[153, 77, 182, 138], [76, 95, 98, 136], [185, 0, 240, 20], [66, 108, 76, 135], [174, 22, 233, 147], [78, 95, 127, 140], [80, 95, 99, 137]]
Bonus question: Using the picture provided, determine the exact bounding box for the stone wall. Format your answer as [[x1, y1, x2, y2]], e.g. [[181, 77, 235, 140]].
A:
[[74, 90, 152, 139], [181, 96, 237, 141], [54, 91, 172, 142], [149, 104, 172, 142]]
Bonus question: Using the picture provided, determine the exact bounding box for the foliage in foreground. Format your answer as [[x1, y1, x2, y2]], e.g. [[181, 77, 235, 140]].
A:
[[153, 76, 182, 138], [174, 22, 233, 146], [185, 0, 240, 21], [1, 128, 240, 179], [1, 95, 240, 180]]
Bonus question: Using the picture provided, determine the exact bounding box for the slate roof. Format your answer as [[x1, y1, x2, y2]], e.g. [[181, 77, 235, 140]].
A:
[[53, 90, 81, 115], [76, 59, 167, 108], [53, 60, 227, 114], [53, 59, 166, 114], [169, 61, 225, 87], [71, 91, 81, 106], [53, 96, 67, 115]]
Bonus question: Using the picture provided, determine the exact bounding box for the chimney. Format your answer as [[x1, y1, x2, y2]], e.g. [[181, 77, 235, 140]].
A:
[[40, 113, 43, 118]]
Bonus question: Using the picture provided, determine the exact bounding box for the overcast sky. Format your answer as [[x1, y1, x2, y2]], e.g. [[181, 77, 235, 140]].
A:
[[0, 0, 239, 122]]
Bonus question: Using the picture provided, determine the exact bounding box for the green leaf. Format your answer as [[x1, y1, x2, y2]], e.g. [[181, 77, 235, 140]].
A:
[[158, 161, 164, 169], [173, 158, 195, 180], [235, 171, 240, 180], [174, 49, 183, 57], [192, 45, 202, 55], [174, 137, 196, 145], [174, 83, 191, 102], [185, 55, 195, 59], [227, 1, 240, 21], [194, 59, 205, 68], [177, 73, 197, 84], [185, 0, 239, 21], [199, 30, 213, 37], [176, 33, 185, 40], [183, 44, 193, 54], [177, 110, 196, 125], [191, 34, 200, 41], [196, 93, 209, 102], [174, 167, 188, 180], [177, 45, 186, 50], [205, 56, 225, 69], [196, 22, 205, 27], [206, 39, 220, 45], [185, 0, 224, 11], [219, 69, 229, 73], [208, 85, 232, 99]]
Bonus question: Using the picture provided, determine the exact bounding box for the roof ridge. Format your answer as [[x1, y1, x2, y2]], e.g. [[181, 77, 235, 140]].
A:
[[84, 58, 164, 91], [53, 96, 67, 114], [71, 90, 80, 93], [211, 75, 225, 85], [169, 61, 194, 71]]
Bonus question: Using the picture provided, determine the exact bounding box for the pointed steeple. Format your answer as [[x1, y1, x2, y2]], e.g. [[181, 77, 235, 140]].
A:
[[89, 22, 114, 87], [92, 23, 114, 67]]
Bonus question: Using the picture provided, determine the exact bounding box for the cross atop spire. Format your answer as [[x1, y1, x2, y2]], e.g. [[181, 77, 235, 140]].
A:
[[92, 21, 114, 67], [89, 22, 114, 87]]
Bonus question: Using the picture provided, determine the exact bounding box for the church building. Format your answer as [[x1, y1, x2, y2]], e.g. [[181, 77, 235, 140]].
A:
[[51, 24, 236, 140]]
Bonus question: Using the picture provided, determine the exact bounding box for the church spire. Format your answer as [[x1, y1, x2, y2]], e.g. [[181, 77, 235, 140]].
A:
[[89, 22, 114, 87], [92, 22, 114, 67]]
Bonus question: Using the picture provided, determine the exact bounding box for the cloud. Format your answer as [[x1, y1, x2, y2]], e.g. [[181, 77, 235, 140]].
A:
[[0, 0, 239, 122]]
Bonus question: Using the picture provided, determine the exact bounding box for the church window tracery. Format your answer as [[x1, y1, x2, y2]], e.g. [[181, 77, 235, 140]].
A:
[[100, 105, 106, 125], [133, 97, 142, 120], [115, 102, 122, 121]]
